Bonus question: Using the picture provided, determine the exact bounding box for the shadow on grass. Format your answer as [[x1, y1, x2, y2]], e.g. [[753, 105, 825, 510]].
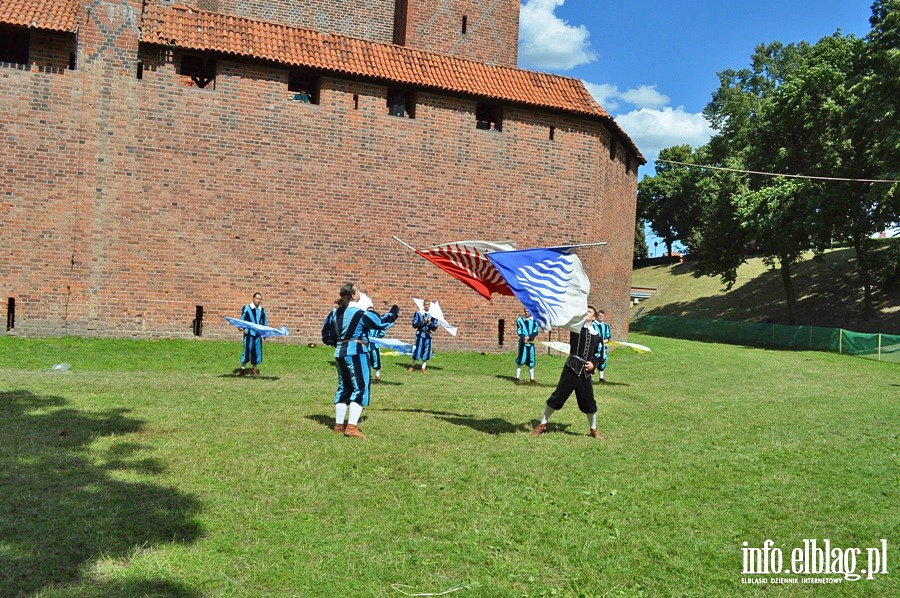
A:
[[217, 372, 281, 380], [0, 390, 202, 596], [494, 374, 555, 388], [381, 407, 529, 436]]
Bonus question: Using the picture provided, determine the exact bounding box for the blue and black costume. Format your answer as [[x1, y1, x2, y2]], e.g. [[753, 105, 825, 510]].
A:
[[240, 303, 268, 367], [322, 306, 397, 406], [411, 310, 439, 364], [515, 315, 540, 368]]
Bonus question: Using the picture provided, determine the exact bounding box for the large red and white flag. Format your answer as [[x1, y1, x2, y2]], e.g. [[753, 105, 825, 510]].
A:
[[414, 240, 516, 299]]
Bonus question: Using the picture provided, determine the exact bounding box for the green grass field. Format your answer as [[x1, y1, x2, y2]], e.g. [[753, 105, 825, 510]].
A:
[[1, 336, 897, 597]]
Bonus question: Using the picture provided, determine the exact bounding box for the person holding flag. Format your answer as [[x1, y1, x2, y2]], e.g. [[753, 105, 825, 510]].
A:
[[531, 305, 604, 439], [237, 292, 267, 376], [515, 307, 540, 384], [409, 300, 439, 373], [322, 283, 399, 438]]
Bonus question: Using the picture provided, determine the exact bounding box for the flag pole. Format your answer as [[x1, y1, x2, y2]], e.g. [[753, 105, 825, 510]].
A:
[[392, 235, 418, 252]]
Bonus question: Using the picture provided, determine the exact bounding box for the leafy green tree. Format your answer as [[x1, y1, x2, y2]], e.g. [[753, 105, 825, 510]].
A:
[[637, 145, 707, 256], [633, 217, 649, 260]]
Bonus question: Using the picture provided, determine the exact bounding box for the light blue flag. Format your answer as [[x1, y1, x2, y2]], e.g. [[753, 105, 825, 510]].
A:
[[224, 316, 290, 339], [369, 337, 415, 355], [487, 247, 590, 332]]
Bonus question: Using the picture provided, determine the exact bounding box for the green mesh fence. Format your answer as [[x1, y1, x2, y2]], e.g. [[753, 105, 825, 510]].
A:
[[631, 315, 900, 362]]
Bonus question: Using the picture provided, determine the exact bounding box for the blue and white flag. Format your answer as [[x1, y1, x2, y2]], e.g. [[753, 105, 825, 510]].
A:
[[224, 316, 290, 339], [370, 337, 415, 355], [487, 247, 590, 332]]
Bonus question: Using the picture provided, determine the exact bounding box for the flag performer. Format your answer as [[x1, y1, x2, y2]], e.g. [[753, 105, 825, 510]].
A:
[[409, 300, 439, 372], [322, 283, 399, 438], [531, 305, 604, 439]]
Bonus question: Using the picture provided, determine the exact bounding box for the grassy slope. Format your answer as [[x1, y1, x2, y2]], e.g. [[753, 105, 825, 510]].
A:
[[631, 246, 900, 335], [1, 337, 898, 597]]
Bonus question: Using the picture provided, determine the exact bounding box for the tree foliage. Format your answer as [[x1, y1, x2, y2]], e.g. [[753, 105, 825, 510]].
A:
[[640, 3, 900, 322]]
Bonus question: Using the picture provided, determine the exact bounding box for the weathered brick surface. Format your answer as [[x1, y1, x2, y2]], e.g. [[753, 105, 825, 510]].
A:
[[207, 0, 397, 43], [0, 1, 638, 348], [399, 0, 520, 67]]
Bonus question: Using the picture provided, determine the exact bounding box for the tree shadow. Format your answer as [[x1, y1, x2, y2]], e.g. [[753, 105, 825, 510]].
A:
[[0, 390, 203, 596]]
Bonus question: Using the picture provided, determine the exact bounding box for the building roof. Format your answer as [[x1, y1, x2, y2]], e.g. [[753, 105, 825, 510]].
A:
[[140, 4, 645, 163], [0, 0, 80, 32]]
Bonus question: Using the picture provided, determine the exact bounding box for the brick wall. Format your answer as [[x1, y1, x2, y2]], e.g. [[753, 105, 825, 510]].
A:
[[401, 0, 520, 67], [188, 0, 397, 44], [0, 5, 638, 349]]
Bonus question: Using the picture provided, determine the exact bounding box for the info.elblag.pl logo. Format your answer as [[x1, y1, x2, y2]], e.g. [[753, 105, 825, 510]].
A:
[[741, 539, 889, 585]]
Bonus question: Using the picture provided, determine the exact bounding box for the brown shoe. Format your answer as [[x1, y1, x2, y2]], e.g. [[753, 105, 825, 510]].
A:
[[236, 368, 247, 376], [514, 377, 520, 384], [333, 423, 345, 434], [589, 428, 604, 439], [374, 377, 381, 384], [420, 368, 426, 374], [344, 424, 366, 439], [530, 379, 537, 385], [407, 366, 415, 373], [531, 423, 547, 437], [251, 367, 259, 376]]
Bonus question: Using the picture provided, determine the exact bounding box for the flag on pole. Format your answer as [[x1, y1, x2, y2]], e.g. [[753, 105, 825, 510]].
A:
[[414, 240, 515, 299], [487, 247, 590, 332]]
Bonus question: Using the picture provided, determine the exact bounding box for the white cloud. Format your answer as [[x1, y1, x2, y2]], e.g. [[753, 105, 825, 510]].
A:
[[582, 82, 620, 111], [584, 82, 670, 111], [518, 0, 597, 70], [613, 107, 714, 163], [619, 85, 669, 109]]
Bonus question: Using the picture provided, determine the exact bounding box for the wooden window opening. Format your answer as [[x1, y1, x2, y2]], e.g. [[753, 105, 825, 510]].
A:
[[180, 54, 216, 89], [387, 88, 416, 118], [288, 70, 320, 104], [476, 102, 502, 132]]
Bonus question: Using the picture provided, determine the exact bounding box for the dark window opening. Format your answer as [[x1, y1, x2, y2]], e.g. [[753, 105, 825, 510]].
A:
[[6, 297, 15, 331], [68, 52, 76, 70], [192, 305, 204, 337], [353, 94, 359, 110], [387, 88, 415, 118], [609, 138, 618, 161], [288, 70, 320, 104], [549, 126, 555, 140], [136, 60, 143, 80], [462, 15, 468, 34], [498, 318, 505, 346], [476, 102, 502, 131], [0, 27, 29, 65], [180, 54, 216, 88]]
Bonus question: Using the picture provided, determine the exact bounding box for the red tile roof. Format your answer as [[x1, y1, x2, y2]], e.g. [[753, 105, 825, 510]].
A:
[[0, 0, 80, 32], [141, 5, 644, 162]]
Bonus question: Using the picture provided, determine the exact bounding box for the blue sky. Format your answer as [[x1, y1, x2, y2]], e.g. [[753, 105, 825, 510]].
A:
[[517, 0, 874, 173], [515, 1, 876, 253]]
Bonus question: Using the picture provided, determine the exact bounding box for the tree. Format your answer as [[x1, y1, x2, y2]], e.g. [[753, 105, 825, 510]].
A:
[[633, 217, 648, 260], [637, 145, 707, 256]]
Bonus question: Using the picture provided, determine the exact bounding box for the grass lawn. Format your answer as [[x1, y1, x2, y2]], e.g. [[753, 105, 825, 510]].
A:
[[1, 335, 898, 596]]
